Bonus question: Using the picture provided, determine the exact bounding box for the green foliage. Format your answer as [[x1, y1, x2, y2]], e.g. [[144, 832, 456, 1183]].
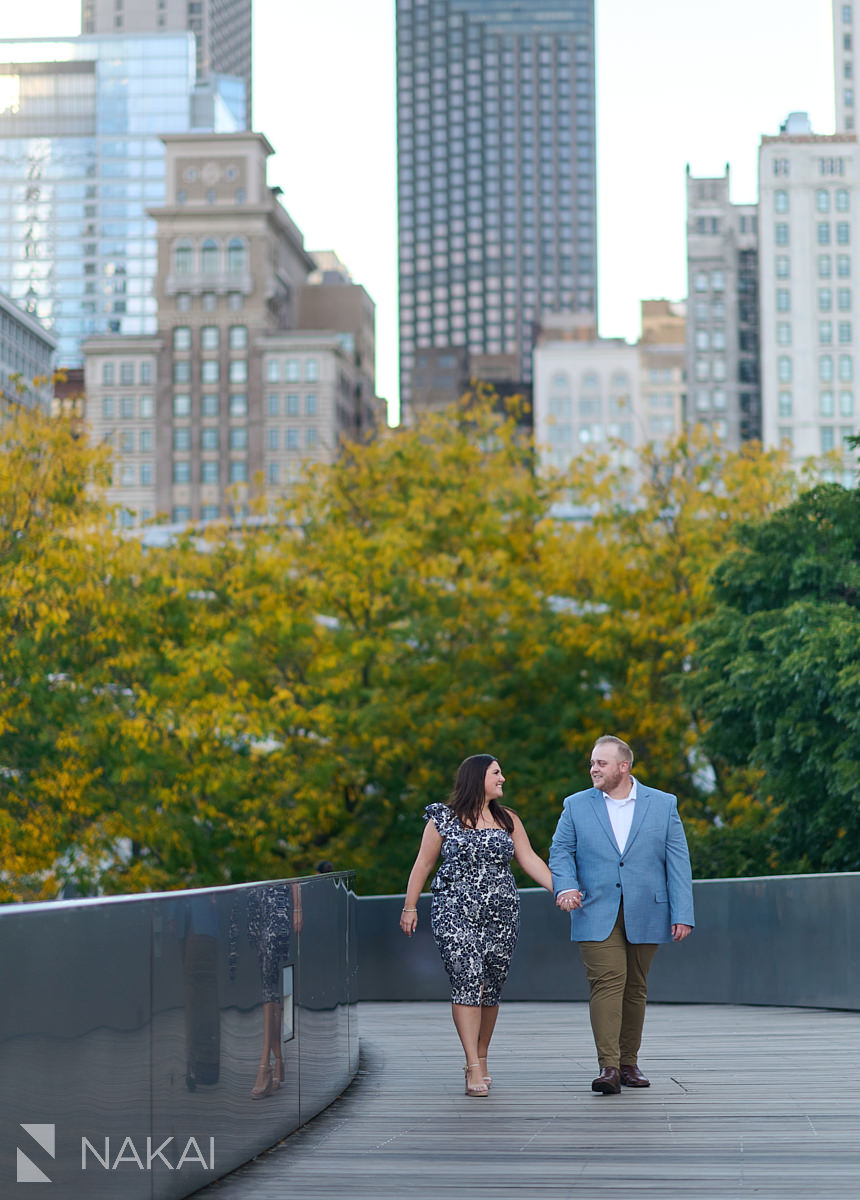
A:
[[0, 393, 808, 899], [688, 484, 860, 872]]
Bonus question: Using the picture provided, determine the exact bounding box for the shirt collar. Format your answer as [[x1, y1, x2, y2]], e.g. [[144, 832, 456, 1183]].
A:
[[602, 776, 638, 806]]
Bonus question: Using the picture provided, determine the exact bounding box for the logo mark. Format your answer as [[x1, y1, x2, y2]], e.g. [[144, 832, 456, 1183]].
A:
[[17, 1124, 55, 1184]]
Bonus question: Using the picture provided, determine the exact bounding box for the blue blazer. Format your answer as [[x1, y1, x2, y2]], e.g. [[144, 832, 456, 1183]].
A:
[[549, 783, 695, 944]]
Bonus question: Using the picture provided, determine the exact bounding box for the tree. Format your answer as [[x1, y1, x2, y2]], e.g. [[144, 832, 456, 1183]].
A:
[[687, 483, 860, 872]]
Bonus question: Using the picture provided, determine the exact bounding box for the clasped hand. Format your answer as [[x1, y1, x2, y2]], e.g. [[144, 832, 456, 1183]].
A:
[[555, 891, 582, 912]]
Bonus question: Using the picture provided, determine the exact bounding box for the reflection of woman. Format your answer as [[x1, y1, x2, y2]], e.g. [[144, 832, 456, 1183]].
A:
[[248, 883, 301, 1099], [400, 755, 553, 1097]]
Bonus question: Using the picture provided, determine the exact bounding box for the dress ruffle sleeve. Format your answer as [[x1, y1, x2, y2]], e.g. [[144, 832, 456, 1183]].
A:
[[424, 802, 454, 835]]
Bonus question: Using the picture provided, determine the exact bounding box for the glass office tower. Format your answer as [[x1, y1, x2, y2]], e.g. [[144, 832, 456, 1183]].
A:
[[395, 0, 597, 420], [0, 35, 244, 366]]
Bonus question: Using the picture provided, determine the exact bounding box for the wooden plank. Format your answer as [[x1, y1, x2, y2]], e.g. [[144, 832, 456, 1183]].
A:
[[196, 1002, 860, 1198]]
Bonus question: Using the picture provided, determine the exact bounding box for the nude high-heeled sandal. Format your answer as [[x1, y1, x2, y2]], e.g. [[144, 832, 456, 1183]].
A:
[[464, 1063, 489, 1097]]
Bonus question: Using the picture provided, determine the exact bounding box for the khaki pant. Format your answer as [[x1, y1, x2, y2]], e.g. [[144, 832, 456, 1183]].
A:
[[577, 901, 658, 1070]]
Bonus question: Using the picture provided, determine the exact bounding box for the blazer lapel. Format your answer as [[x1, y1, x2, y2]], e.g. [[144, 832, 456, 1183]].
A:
[[589, 788, 619, 850], [623, 785, 651, 853]]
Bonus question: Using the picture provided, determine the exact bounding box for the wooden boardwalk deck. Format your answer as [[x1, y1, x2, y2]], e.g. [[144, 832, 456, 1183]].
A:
[[197, 1001, 860, 1199]]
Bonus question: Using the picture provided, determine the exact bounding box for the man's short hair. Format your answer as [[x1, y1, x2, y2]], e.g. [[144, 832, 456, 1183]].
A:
[[594, 735, 634, 766]]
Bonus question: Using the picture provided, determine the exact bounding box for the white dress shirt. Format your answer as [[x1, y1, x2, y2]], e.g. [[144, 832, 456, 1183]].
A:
[[558, 777, 638, 897], [604, 776, 638, 853]]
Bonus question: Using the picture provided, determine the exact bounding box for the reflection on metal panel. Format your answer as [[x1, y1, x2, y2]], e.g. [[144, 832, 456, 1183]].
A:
[[356, 874, 860, 1010], [0, 871, 356, 1199]]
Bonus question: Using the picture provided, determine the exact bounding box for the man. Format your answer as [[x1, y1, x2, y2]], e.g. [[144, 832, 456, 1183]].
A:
[[549, 735, 694, 1094]]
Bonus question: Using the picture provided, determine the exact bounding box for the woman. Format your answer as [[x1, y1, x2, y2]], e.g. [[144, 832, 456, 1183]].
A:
[[400, 754, 553, 1097]]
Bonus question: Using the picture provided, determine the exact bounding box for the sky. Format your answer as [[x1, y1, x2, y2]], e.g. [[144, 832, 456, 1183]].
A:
[[4, 1, 838, 423]]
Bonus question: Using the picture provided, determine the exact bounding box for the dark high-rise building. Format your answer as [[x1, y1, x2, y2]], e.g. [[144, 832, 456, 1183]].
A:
[[395, 0, 597, 423]]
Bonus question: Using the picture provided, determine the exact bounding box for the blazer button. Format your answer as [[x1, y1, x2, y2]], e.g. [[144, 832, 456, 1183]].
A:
[[619, 861, 624, 866], [616, 883, 621, 888]]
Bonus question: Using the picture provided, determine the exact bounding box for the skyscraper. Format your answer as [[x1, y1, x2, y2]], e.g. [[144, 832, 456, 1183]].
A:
[[0, 34, 245, 366], [684, 166, 761, 448], [833, 0, 855, 134], [759, 112, 857, 480], [395, 0, 597, 423], [82, 0, 252, 129]]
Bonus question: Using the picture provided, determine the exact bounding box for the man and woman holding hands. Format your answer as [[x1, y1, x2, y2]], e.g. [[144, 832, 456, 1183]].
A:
[[400, 735, 695, 1096]]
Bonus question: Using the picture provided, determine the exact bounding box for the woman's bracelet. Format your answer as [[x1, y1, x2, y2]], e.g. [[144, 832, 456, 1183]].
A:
[[402, 907, 417, 912]]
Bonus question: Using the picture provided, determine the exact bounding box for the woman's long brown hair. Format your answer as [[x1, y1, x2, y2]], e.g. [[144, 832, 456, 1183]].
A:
[[447, 754, 514, 833]]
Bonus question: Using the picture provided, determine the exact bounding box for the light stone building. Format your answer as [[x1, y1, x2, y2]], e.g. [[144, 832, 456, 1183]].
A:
[[639, 299, 686, 448], [758, 112, 858, 481], [533, 316, 639, 475], [0, 290, 57, 409], [84, 132, 380, 525], [685, 166, 760, 449], [834, 0, 856, 134]]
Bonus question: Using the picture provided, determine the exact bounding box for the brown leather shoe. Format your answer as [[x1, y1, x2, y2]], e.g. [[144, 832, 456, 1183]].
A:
[[591, 1066, 621, 1094], [620, 1063, 650, 1088]]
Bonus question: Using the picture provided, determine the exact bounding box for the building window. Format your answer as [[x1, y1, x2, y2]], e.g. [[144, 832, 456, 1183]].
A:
[[305, 358, 319, 382], [173, 461, 191, 484], [821, 427, 836, 453], [774, 190, 788, 213], [306, 428, 318, 449], [820, 391, 835, 416], [227, 238, 246, 273], [201, 461, 219, 484], [266, 359, 281, 382], [710, 270, 725, 291], [229, 427, 248, 450], [839, 288, 852, 310], [693, 271, 708, 292], [777, 426, 793, 447], [173, 428, 191, 452], [840, 389, 855, 414], [773, 158, 789, 175], [286, 393, 300, 416], [120, 431, 134, 454], [140, 429, 152, 452], [174, 360, 191, 383], [102, 362, 115, 385], [838, 254, 851, 277], [267, 428, 279, 450], [839, 354, 853, 380], [816, 189, 831, 212], [286, 359, 301, 382], [305, 393, 318, 416], [837, 222, 851, 244], [140, 362, 152, 384], [201, 505, 219, 520], [201, 239, 219, 273], [201, 360, 220, 384], [202, 292, 217, 311], [229, 360, 247, 384], [173, 327, 191, 351], [229, 325, 247, 349], [229, 461, 248, 483], [120, 397, 135, 420], [267, 393, 279, 416], [140, 463, 152, 486], [174, 241, 192, 274], [840, 321, 853, 343], [102, 396, 115, 419], [778, 391, 793, 417], [267, 462, 279, 485], [820, 321, 833, 344], [120, 362, 134, 385], [818, 223, 832, 245], [820, 355, 834, 381], [176, 293, 191, 312], [777, 322, 791, 345], [286, 428, 300, 450], [172, 506, 191, 523], [837, 189, 850, 211], [120, 465, 135, 487], [228, 292, 243, 311], [173, 394, 191, 417], [777, 288, 791, 311], [202, 394, 219, 417], [778, 355, 793, 382], [776, 256, 790, 278], [819, 288, 833, 311], [201, 428, 219, 450], [201, 326, 219, 350], [775, 222, 789, 245], [229, 393, 247, 416], [819, 255, 832, 278]]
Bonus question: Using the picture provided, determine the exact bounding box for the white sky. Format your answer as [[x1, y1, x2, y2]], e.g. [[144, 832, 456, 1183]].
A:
[[4, 0, 838, 423]]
